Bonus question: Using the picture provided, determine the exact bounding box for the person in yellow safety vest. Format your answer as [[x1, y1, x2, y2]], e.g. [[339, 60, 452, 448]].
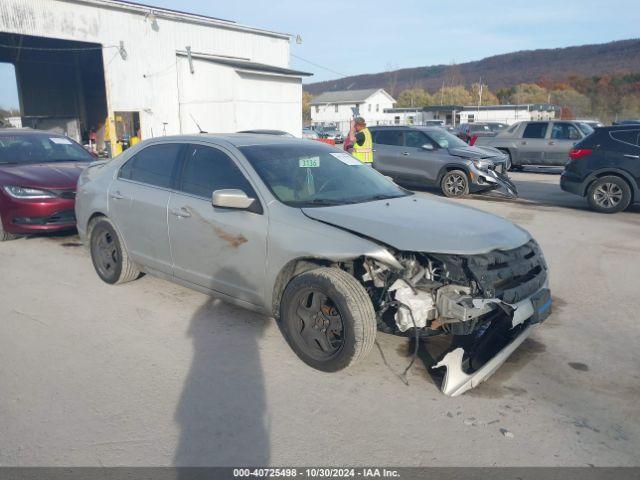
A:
[[348, 116, 373, 164]]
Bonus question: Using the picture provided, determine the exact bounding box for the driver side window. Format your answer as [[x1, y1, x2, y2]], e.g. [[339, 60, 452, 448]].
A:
[[404, 130, 428, 148], [551, 123, 581, 140]]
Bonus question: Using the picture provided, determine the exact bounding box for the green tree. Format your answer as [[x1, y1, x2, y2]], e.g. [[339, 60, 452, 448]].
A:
[[396, 88, 433, 108], [509, 83, 549, 104]]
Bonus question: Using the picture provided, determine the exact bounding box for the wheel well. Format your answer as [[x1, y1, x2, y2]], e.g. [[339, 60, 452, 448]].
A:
[[438, 165, 470, 184], [86, 212, 107, 233], [271, 258, 333, 319], [496, 147, 511, 158], [587, 172, 635, 202]]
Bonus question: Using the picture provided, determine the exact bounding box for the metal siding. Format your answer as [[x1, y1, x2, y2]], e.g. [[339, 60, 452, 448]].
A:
[[0, 0, 296, 137]]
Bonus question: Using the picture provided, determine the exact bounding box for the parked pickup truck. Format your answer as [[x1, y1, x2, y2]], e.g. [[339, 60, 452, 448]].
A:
[[474, 120, 594, 169]]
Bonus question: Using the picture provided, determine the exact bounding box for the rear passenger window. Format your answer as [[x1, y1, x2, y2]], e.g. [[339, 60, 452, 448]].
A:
[[522, 123, 548, 139], [119, 143, 183, 188], [179, 145, 256, 199], [374, 130, 403, 146], [610, 130, 640, 146]]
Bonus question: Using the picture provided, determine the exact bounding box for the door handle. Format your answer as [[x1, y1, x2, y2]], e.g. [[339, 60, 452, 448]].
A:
[[520, 141, 527, 145], [109, 191, 124, 200], [548, 141, 556, 145], [401, 152, 410, 156], [624, 154, 640, 159], [170, 207, 192, 218]]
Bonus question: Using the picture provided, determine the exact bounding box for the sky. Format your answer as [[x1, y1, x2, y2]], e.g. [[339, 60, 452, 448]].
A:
[[2, 0, 640, 109]]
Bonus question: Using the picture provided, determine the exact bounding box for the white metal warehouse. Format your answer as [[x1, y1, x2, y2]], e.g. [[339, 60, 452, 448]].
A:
[[0, 0, 310, 154]]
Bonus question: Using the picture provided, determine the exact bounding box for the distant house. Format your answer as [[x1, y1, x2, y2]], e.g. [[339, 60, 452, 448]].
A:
[[310, 88, 396, 134]]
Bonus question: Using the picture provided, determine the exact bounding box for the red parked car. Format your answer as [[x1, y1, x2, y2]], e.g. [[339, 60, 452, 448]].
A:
[[0, 129, 93, 240]]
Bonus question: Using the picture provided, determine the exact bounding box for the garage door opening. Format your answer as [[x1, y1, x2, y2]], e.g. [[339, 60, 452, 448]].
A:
[[0, 62, 20, 127], [0, 33, 109, 151]]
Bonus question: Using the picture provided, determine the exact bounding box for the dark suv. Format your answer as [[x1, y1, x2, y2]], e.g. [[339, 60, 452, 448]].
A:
[[561, 126, 640, 213]]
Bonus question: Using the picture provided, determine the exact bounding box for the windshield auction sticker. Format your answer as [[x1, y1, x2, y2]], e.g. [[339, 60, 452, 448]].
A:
[[330, 152, 361, 166], [50, 137, 73, 145], [299, 156, 320, 168]]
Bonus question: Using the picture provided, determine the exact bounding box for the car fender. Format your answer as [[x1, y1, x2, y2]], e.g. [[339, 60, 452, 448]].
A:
[[436, 163, 472, 184], [581, 167, 639, 198]]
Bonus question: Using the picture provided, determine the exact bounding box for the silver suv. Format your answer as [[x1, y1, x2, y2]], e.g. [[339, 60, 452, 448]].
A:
[[475, 120, 594, 169], [76, 135, 551, 396]]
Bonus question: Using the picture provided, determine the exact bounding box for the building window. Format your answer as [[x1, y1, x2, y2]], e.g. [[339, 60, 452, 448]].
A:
[[368, 104, 371, 112], [315, 106, 319, 114], [394, 116, 400, 125], [468, 114, 475, 123], [334, 105, 338, 113], [376, 104, 379, 112]]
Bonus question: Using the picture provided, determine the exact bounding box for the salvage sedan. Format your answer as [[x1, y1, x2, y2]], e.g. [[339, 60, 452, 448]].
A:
[[76, 135, 551, 396], [0, 129, 93, 241]]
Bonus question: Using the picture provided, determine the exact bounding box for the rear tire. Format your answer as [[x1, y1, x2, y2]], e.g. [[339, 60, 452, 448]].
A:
[[441, 170, 470, 198], [279, 267, 376, 372], [586, 176, 632, 213], [88, 217, 141, 284], [499, 150, 513, 171]]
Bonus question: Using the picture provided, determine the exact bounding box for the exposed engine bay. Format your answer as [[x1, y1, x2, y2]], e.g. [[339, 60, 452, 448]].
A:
[[358, 239, 551, 396]]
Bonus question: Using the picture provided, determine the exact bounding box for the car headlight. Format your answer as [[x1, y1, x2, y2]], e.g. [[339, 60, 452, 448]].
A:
[[471, 158, 492, 171], [3, 186, 57, 199]]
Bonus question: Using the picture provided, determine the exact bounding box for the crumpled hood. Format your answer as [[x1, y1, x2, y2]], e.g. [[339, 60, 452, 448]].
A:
[[448, 145, 505, 160], [0, 162, 89, 189], [302, 194, 530, 254]]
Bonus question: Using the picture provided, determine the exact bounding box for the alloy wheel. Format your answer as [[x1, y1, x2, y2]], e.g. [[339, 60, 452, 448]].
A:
[[293, 289, 345, 360], [93, 228, 120, 278], [445, 173, 467, 196], [593, 182, 623, 209]]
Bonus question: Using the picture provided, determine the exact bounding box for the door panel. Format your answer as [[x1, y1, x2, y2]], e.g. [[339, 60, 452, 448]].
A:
[[544, 122, 582, 165], [517, 122, 548, 164], [371, 130, 407, 178], [168, 144, 267, 305], [108, 143, 184, 274], [109, 179, 173, 274]]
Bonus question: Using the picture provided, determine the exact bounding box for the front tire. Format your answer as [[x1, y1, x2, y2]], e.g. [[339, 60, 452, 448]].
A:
[[279, 267, 376, 372], [0, 217, 18, 241], [89, 217, 141, 284], [586, 176, 632, 213], [441, 170, 470, 198]]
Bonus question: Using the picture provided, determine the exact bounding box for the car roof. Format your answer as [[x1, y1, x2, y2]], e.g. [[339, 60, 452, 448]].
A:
[[141, 133, 322, 148]]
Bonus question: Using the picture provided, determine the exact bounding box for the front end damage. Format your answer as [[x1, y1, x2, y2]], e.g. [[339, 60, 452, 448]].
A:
[[360, 239, 551, 396]]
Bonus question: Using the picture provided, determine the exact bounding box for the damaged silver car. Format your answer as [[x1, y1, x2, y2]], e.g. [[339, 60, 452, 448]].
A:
[[75, 135, 551, 396]]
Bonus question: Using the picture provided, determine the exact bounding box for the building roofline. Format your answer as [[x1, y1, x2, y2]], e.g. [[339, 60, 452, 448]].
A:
[[66, 0, 292, 39]]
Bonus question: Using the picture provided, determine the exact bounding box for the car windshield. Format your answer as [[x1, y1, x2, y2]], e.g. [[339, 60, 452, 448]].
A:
[[240, 143, 411, 207], [0, 133, 93, 164], [576, 122, 594, 135], [426, 129, 469, 148]]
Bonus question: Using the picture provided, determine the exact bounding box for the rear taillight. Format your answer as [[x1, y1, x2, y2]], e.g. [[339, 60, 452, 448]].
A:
[[569, 148, 592, 160], [469, 135, 478, 146]]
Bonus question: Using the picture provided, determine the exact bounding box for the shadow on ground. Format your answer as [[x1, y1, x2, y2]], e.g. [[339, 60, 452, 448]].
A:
[[174, 290, 269, 466]]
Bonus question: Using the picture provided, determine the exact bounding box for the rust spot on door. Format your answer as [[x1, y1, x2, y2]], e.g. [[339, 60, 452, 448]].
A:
[[213, 227, 247, 248]]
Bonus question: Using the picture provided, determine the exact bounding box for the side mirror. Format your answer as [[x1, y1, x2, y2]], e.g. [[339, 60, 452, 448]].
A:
[[212, 189, 255, 210], [421, 143, 435, 151]]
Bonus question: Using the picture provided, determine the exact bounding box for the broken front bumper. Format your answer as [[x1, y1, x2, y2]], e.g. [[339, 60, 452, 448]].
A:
[[433, 286, 551, 396]]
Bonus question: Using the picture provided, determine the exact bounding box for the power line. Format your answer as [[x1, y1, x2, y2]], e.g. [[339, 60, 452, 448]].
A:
[[290, 53, 347, 78]]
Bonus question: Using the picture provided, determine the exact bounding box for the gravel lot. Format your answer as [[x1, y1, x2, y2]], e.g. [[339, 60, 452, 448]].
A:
[[1, 170, 639, 467]]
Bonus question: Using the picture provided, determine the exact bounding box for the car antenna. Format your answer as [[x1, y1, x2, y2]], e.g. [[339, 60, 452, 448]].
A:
[[190, 114, 207, 134]]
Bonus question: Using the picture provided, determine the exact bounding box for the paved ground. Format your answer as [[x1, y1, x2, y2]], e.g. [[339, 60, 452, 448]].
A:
[[1, 171, 639, 467]]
